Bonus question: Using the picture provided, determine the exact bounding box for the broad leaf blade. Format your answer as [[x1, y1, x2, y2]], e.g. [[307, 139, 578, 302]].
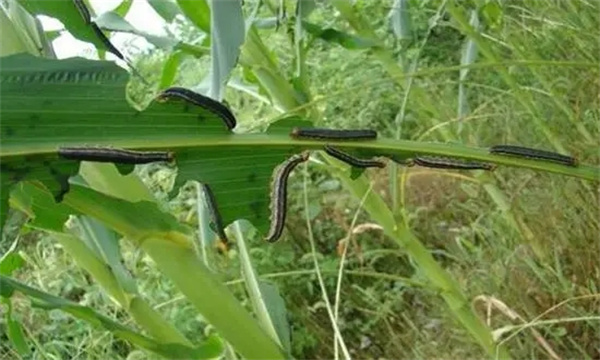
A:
[[2, 54, 598, 233], [0, 54, 285, 234], [78, 161, 155, 202]]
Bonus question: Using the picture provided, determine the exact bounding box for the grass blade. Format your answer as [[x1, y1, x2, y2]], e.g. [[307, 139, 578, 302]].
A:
[[0, 275, 224, 359], [177, 0, 210, 33], [3, 298, 31, 356], [205, 0, 245, 100], [148, 0, 181, 23], [0, 238, 24, 276], [458, 10, 479, 120], [233, 220, 291, 352], [389, 0, 412, 40]]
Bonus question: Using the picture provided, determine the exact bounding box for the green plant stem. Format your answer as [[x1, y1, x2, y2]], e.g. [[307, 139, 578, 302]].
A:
[[301, 163, 352, 360], [140, 236, 287, 360]]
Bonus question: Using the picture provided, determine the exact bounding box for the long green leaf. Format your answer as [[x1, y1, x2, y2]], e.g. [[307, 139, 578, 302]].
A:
[[112, 0, 134, 17], [148, 0, 182, 22], [3, 298, 31, 356], [160, 50, 187, 88], [10, 180, 287, 359], [233, 221, 291, 352], [458, 9, 480, 120], [0, 239, 29, 356], [177, 0, 211, 33], [206, 0, 245, 100], [2, 54, 597, 234], [389, 0, 412, 40], [0, 238, 24, 276], [94, 11, 207, 57], [51, 229, 195, 347], [2, 0, 46, 57], [68, 216, 138, 294], [0, 275, 224, 359]]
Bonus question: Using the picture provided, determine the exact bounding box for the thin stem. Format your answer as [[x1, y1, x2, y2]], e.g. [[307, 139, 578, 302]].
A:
[[301, 161, 351, 360], [333, 183, 373, 358]]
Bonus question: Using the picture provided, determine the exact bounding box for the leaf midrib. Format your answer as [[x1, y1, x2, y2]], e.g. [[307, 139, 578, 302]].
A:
[[1, 134, 597, 181]]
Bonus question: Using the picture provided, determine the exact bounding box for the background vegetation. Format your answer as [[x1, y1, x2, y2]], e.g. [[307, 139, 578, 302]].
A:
[[1, 0, 599, 359]]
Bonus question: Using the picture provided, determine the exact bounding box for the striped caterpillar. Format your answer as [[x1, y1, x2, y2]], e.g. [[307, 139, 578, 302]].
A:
[[156, 87, 237, 131], [412, 156, 496, 171], [324, 145, 385, 168], [489, 145, 578, 167], [265, 152, 310, 243], [290, 127, 377, 140], [201, 184, 230, 246], [58, 147, 174, 164]]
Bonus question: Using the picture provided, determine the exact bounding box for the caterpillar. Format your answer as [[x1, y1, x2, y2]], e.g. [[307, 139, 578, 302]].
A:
[[73, 0, 91, 24], [265, 152, 310, 243], [386, 155, 416, 167], [89, 22, 148, 84], [489, 145, 578, 167], [156, 87, 237, 131], [413, 156, 496, 171], [58, 147, 174, 164], [201, 184, 230, 246], [290, 127, 377, 140], [324, 145, 386, 168], [90, 22, 126, 61]]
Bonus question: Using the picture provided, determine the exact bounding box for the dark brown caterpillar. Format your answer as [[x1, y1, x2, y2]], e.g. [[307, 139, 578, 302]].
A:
[[386, 155, 415, 167], [324, 145, 385, 168], [413, 156, 496, 171], [290, 127, 377, 140], [58, 147, 174, 164], [73, 0, 91, 24], [489, 145, 578, 167], [90, 22, 125, 61], [89, 22, 147, 84], [265, 152, 310, 243], [201, 184, 230, 246], [156, 87, 237, 131]]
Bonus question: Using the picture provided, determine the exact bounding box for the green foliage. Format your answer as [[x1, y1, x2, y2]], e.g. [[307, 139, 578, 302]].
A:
[[1, 0, 599, 359], [1, 275, 224, 359]]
